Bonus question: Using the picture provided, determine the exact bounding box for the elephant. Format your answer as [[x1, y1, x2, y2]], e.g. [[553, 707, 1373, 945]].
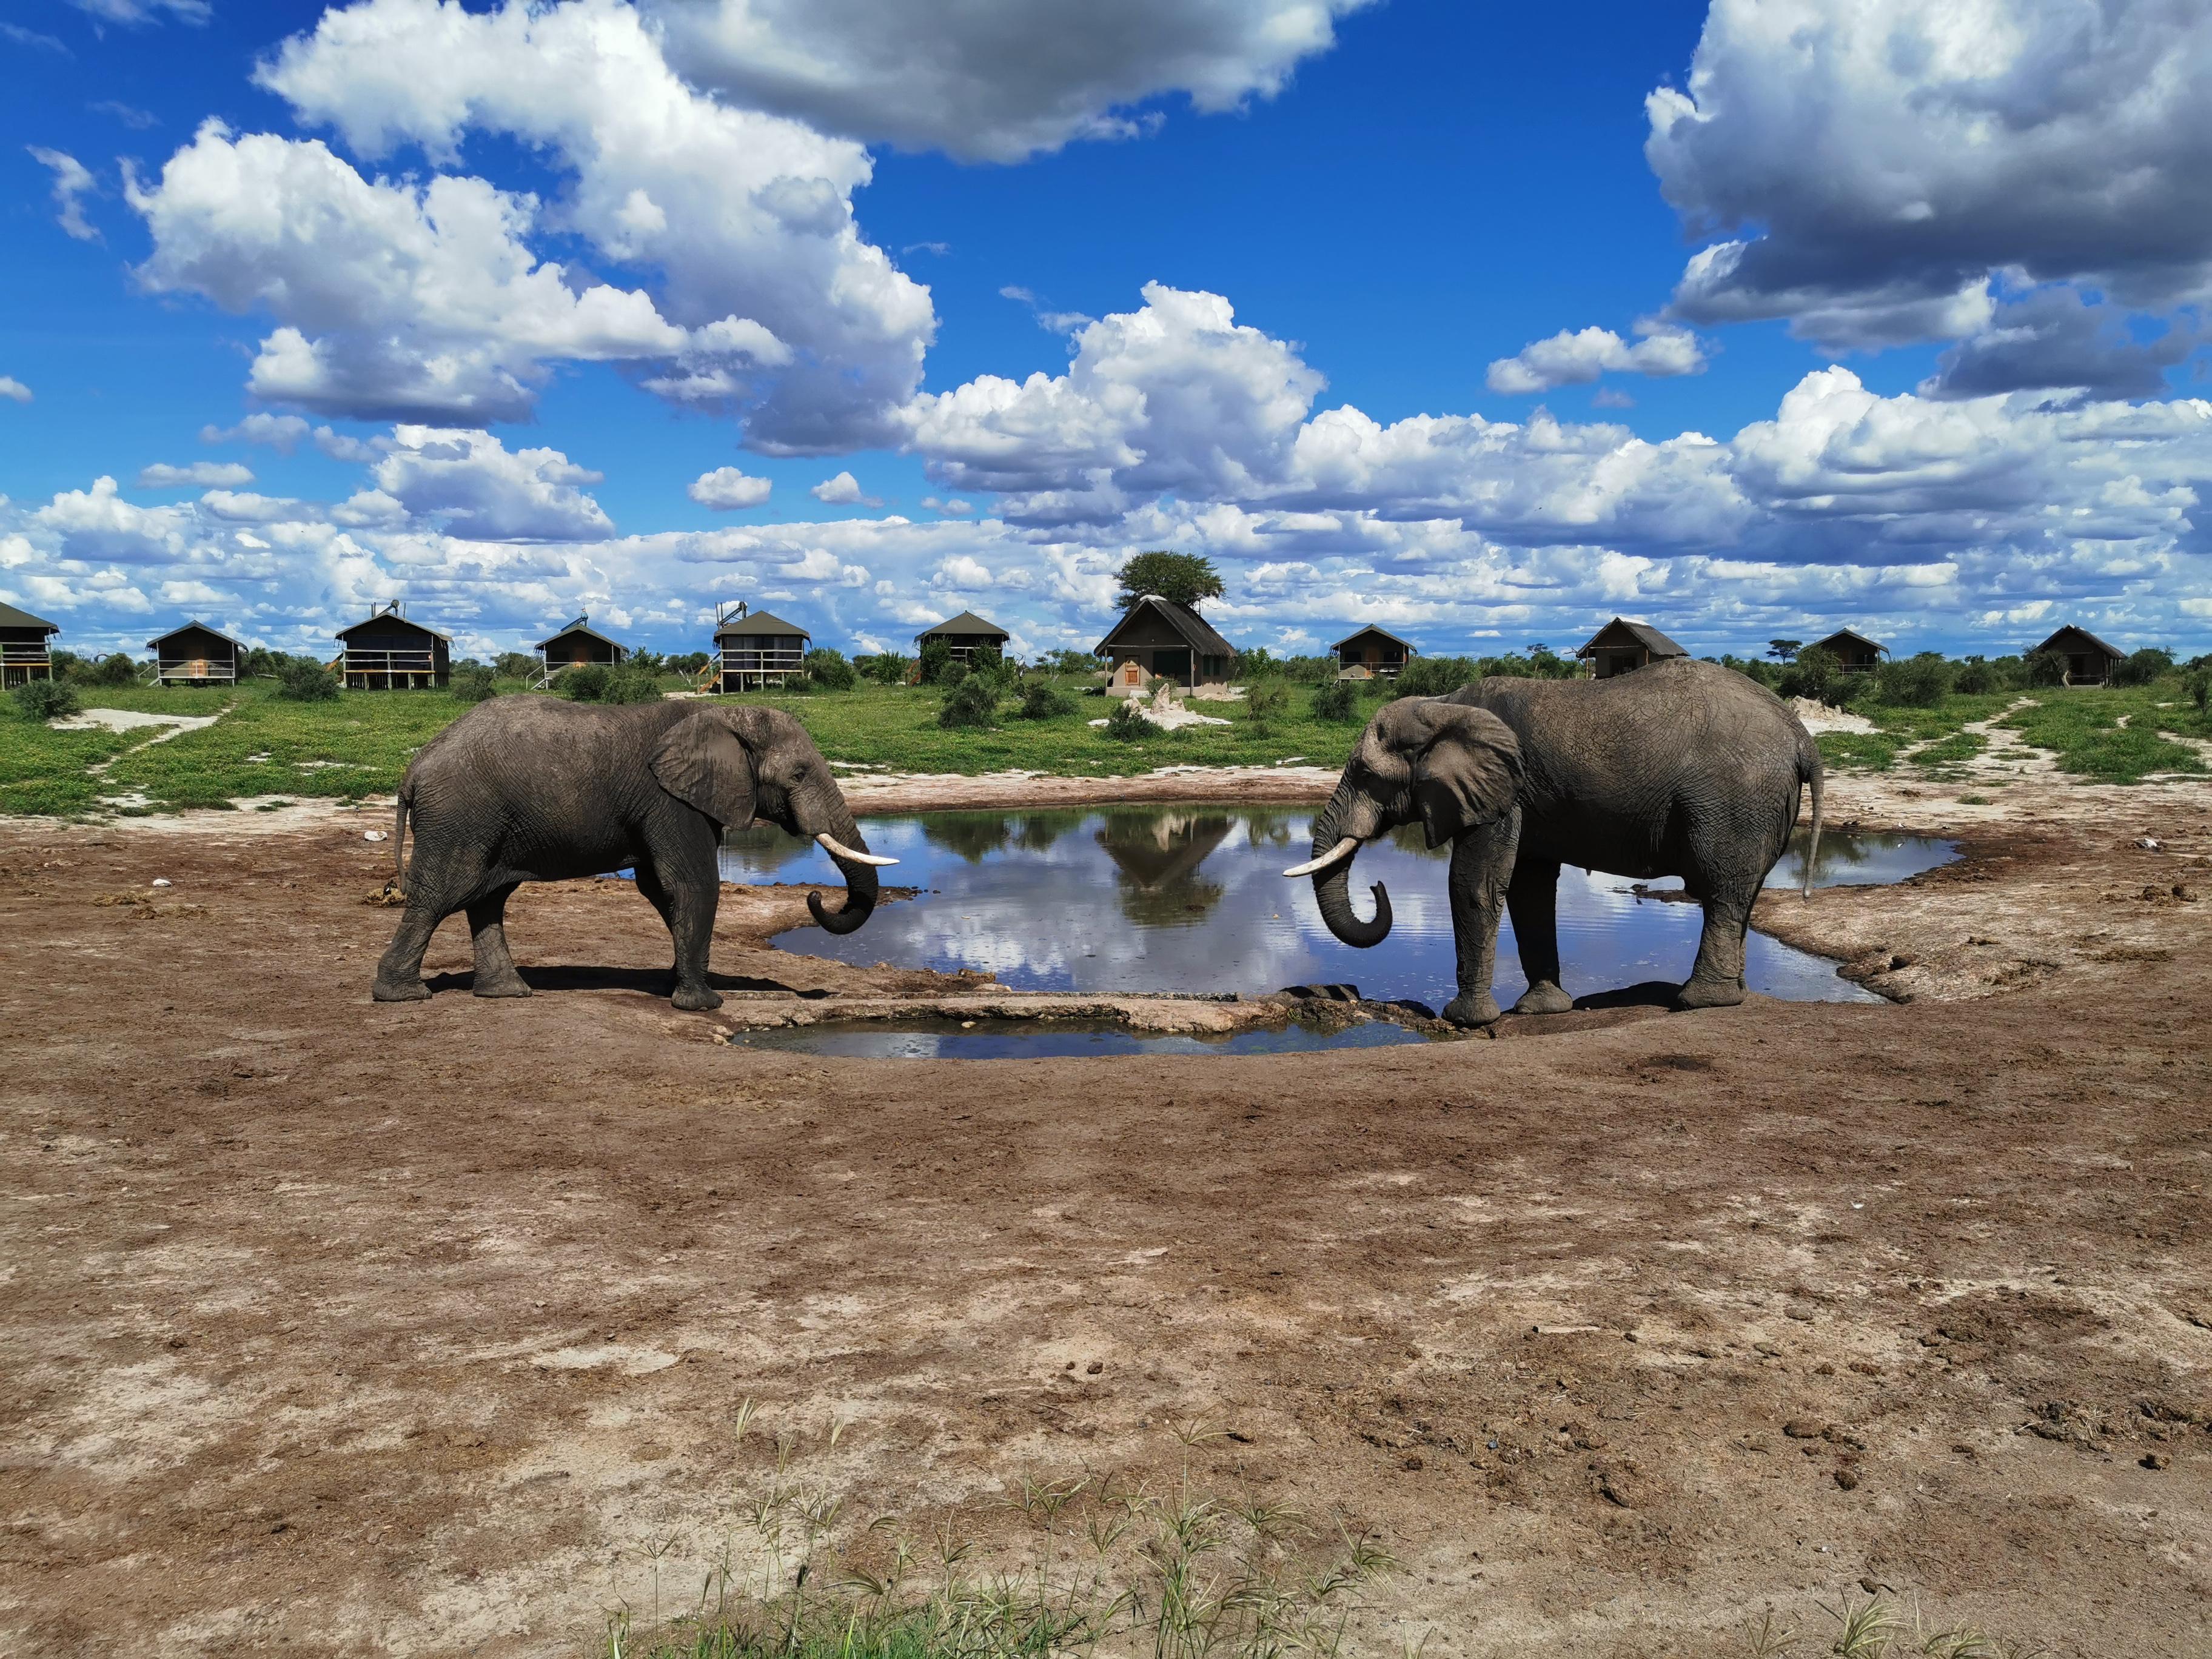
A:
[[1286, 659, 1823, 1027], [371, 698, 893, 1009]]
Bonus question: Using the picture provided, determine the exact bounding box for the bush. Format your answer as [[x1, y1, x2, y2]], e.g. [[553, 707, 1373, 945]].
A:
[[276, 659, 340, 702], [1245, 679, 1289, 730], [13, 679, 80, 721], [1875, 652, 1952, 708], [560, 663, 612, 702], [602, 662, 665, 704], [937, 674, 999, 729], [494, 651, 540, 681], [803, 647, 856, 691], [1393, 655, 1478, 699], [856, 651, 912, 685], [917, 638, 954, 685], [1039, 648, 1100, 677], [666, 650, 711, 677], [1310, 679, 1360, 722], [1016, 680, 1074, 720], [450, 662, 498, 703], [2023, 649, 2068, 688], [2111, 646, 2176, 688], [1102, 699, 1158, 742], [71, 652, 140, 687], [2184, 666, 2211, 714], [1235, 646, 1283, 680]]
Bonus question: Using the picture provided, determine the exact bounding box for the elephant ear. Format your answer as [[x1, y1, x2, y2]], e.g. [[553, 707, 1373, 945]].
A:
[[649, 710, 758, 830], [1396, 700, 1521, 848]]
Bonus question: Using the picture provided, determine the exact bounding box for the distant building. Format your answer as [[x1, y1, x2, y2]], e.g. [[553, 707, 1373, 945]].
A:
[[537, 615, 628, 680], [1576, 617, 1687, 680], [1094, 595, 1236, 697], [915, 610, 1011, 665], [335, 602, 451, 690], [0, 600, 60, 688], [1808, 628, 1888, 675], [713, 606, 810, 691], [1333, 625, 1416, 681], [147, 620, 244, 686], [2033, 625, 2125, 686]]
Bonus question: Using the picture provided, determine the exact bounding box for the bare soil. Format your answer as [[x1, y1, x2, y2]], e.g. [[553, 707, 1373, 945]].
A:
[[3, 771, 2210, 1657]]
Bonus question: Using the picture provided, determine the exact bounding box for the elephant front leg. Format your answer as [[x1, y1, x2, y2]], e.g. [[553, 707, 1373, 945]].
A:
[[1679, 885, 1753, 1009], [662, 878, 724, 1011], [1441, 806, 1519, 1028], [1504, 859, 1572, 1014], [468, 885, 531, 998]]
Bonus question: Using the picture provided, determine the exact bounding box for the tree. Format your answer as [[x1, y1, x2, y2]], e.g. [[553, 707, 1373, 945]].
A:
[[1115, 551, 1223, 612], [1768, 638, 1803, 662]]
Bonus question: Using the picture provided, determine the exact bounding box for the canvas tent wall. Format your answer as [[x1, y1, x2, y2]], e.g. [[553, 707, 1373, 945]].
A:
[[0, 601, 59, 688], [713, 609, 810, 691], [2033, 625, 2124, 686], [147, 620, 244, 686], [336, 603, 451, 689], [1332, 625, 1415, 680]]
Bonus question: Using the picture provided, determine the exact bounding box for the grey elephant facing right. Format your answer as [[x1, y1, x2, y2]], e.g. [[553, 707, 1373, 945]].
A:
[[1290, 658, 1823, 1025]]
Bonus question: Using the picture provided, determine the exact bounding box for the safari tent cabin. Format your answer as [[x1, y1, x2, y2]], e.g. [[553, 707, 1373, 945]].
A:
[[1577, 617, 1687, 680], [915, 609, 1011, 665], [536, 615, 628, 678], [335, 602, 450, 690], [1809, 628, 1888, 674], [0, 600, 59, 688], [713, 609, 809, 691], [147, 620, 243, 686], [2033, 625, 2124, 686], [1333, 625, 1416, 681], [1094, 595, 1236, 698]]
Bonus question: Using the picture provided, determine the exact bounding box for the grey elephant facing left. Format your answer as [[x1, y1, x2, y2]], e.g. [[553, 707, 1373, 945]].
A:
[[373, 698, 890, 1008]]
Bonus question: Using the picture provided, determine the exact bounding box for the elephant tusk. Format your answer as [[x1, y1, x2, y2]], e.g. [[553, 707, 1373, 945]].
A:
[[1282, 836, 1360, 879], [816, 831, 897, 867]]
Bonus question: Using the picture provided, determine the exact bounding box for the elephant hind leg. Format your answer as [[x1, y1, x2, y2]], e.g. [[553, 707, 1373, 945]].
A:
[[468, 884, 531, 997], [1679, 885, 1754, 1009], [636, 841, 722, 1011], [373, 900, 442, 1001]]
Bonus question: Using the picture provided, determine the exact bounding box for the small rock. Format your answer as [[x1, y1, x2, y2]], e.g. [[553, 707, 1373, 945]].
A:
[[1085, 1359, 1103, 1375], [364, 830, 387, 842], [2142, 1452, 2171, 1471], [1402, 1455, 1424, 1471], [1783, 1419, 1823, 1439], [2134, 836, 2162, 851], [1888, 951, 1916, 970], [151, 877, 172, 888], [1834, 1468, 1859, 1490]]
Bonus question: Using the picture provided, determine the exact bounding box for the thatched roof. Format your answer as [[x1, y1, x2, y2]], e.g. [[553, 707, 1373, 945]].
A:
[[714, 609, 809, 641], [1577, 617, 1687, 659], [0, 600, 60, 634], [1094, 595, 1236, 657]]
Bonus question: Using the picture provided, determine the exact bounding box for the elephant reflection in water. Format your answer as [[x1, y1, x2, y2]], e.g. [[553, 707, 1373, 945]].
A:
[[1096, 810, 1235, 927]]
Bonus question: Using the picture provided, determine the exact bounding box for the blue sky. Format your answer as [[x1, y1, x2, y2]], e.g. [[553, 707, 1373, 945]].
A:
[[4, 0, 2209, 663]]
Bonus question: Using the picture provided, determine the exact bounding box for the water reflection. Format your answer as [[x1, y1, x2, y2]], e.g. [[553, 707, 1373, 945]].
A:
[[732, 1018, 1427, 1060], [729, 806, 1952, 1007]]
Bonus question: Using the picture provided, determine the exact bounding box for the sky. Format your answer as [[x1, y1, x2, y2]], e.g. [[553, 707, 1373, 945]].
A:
[[4, 0, 2210, 665]]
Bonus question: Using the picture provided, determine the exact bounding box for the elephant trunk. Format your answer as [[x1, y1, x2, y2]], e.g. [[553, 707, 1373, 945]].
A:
[[1310, 782, 1393, 948], [803, 796, 880, 936]]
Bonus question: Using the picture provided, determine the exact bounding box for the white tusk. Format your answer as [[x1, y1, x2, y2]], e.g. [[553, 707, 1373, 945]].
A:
[[816, 831, 897, 866], [1282, 836, 1359, 878]]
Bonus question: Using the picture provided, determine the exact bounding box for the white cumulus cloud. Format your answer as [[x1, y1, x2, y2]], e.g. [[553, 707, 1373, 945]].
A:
[[1486, 323, 1708, 394], [688, 466, 774, 509], [811, 470, 882, 506], [0, 377, 30, 404], [368, 426, 616, 540], [138, 461, 256, 488]]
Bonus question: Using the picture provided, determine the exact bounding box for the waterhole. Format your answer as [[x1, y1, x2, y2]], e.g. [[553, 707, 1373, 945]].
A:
[[731, 807, 1953, 1012]]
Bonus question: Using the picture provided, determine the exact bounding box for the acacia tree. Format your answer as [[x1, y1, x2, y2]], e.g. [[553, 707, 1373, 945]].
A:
[[1116, 551, 1224, 612]]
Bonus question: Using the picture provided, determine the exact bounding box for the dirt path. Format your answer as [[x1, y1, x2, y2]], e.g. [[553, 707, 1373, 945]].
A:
[[2, 781, 2209, 1657]]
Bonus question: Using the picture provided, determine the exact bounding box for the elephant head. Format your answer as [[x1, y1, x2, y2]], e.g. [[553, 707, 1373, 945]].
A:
[[649, 705, 893, 934], [1287, 697, 1521, 947]]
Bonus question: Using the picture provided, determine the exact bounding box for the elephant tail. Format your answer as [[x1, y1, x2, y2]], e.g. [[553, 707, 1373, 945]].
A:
[[1798, 728, 1823, 900]]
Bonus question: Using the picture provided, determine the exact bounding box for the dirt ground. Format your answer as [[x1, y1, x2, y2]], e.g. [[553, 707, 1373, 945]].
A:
[[3, 768, 2210, 1657]]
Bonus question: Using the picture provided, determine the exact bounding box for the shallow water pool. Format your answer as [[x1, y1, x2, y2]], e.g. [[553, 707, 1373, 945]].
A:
[[729, 1017, 1428, 1060], [729, 808, 1954, 1010]]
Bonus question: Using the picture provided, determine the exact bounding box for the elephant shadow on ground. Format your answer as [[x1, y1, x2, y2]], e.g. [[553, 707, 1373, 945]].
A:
[[420, 967, 830, 999]]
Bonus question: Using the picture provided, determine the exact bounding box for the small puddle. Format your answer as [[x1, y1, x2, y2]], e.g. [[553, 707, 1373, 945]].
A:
[[730, 1017, 1429, 1060], [722, 808, 1953, 1016]]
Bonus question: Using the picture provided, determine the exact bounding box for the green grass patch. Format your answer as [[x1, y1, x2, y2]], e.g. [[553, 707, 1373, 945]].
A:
[[1814, 731, 1905, 771], [1909, 730, 1988, 768], [2000, 684, 2209, 783], [0, 720, 138, 816]]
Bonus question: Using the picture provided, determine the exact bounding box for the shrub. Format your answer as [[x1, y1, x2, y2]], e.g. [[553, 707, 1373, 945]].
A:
[[73, 652, 140, 686], [1235, 646, 1282, 680], [2111, 646, 2176, 688], [1875, 652, 1952, 708], [666, 650, 711, 677], [1102, 699, 1156, 742], [917, 637, 954, 685], [856, 651, 912, 685], [2023, 649, 2068, 688], [601, 662, 665, 703], [1245, 679, 1289, 730], [2183, 666, 2211, 714], [1393, 655, 1478, 699], [449, 662, 498, 703], [1779, 645, 1850, 706], [937, 674, 999, 729], [802, 647, 856, 691], [1016, 680, 1074, 720], [494, 651, 540, 681], [1952, 657, 1996, 695], [13, 679, 80, 721], [1310, 679, 1360, 722], [276, 659, 340, 702], [1040, 648, 1100, 677], [560, 663, 612, 702]]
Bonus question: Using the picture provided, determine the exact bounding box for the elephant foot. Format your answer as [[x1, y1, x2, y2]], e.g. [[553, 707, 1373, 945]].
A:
[[1511, 980, 1574, 1016], [1443, 990, 1502, 1028], [472, 970, 532, 999], [1675, 975, 1746, 1010], [372, 974, 431, 1003], [671, 982, 725, 1012]]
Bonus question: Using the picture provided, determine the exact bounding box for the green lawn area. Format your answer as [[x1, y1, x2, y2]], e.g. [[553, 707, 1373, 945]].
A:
[[7, 672, 2205, 819]]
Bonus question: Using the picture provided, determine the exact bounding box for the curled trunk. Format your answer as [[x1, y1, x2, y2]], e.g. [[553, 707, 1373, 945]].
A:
[[803, 797, 880, 935], [1310, 783, 1392, 948]]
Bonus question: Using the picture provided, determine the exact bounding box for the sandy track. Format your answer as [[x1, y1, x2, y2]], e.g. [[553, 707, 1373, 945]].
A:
[[2, 778, 2209, 1657]]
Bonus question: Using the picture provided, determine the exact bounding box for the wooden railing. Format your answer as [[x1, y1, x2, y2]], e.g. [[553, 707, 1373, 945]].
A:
[[717, 646, 807, 689], [1, 646, 53, 685], [342, 648, 441, 688], [155, 658, 236, 685]]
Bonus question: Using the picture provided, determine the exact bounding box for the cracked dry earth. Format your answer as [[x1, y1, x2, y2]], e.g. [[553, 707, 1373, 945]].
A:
[[2, 774, 2210, 1658]]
